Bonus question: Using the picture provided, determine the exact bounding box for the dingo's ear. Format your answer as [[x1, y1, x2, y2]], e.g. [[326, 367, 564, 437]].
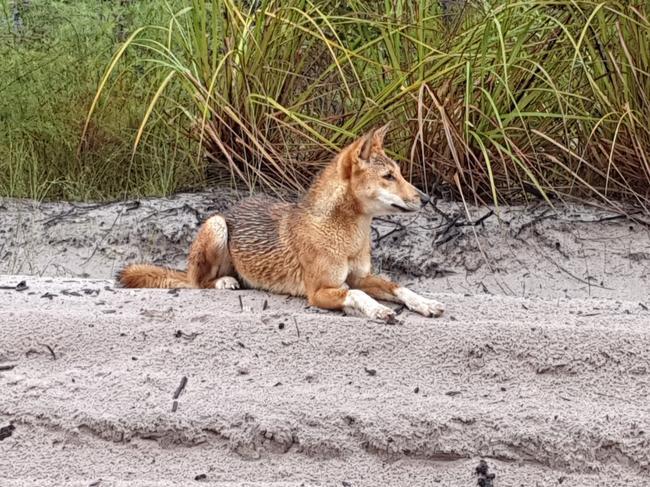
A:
[[339, 124, 391, 179], [373, 122, 391, 147], [339, 131, 370, 179], [338, 146, 360, 179], [359, 123, 391, 160]]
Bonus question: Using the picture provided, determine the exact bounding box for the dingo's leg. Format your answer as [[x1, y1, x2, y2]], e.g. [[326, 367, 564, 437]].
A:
[[308, 287, 396, 322], [349, 274, 444, 318], [188, 215, 239, 289], [304, 262, 396, 322]]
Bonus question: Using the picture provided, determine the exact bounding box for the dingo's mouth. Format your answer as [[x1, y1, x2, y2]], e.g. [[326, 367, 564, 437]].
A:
[[391, 203, 417, 213]]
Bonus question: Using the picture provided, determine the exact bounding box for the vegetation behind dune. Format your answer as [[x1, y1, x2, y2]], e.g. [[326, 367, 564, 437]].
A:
[[1, 1, 649, 210]]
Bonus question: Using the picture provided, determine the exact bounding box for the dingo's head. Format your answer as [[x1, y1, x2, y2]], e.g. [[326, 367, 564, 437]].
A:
[[339, 124, 429, 216]]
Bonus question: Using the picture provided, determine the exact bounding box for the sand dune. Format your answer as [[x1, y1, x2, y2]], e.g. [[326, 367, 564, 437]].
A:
[[1, 194, 650, 485]]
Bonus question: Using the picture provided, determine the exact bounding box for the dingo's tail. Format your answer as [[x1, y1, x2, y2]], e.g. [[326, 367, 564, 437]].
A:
[[116, 264, 191, 289]]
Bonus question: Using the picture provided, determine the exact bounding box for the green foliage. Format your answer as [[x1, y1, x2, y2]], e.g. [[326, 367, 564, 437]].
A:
[[0, 0, 195, 200], [3, 0, 650, 208]]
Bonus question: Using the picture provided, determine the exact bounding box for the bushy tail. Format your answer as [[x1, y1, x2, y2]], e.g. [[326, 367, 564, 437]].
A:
[[116, 264, 192, 289]]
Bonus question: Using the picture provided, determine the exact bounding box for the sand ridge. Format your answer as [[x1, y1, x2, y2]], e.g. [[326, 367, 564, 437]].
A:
[[1, 194, 650, 485]]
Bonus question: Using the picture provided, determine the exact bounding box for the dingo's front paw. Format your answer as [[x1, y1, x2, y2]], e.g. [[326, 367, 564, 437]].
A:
[[408, 297, 445, 317], [396, 288, 445, 317], [368, 303, 396, 323], [215, 276, 240, 290], [344, 289, 396, 323]]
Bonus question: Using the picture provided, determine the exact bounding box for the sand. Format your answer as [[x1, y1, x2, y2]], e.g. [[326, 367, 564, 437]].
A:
[[1, 192, 650, 486]]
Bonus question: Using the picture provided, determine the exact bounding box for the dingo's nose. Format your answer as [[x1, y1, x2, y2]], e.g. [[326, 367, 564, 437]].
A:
[[418, 189, 430, 206]]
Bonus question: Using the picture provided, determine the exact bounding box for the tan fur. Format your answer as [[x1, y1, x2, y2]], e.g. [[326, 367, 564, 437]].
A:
[[117, 264, 191, 289], [117, 124, 445, 321]]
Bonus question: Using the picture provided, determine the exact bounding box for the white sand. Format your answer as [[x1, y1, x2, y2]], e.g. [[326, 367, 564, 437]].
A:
[[1, 193, 649, 486]]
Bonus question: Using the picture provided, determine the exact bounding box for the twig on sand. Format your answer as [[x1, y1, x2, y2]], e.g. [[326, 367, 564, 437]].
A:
[[39, 201, 115, 228], [475, 459, 495, 487], [373, 217, 407, 245], [0, 423, 16, 441], [82, 209, 123, 266], [37, 343, 57, 360], [511, 209, 555, 238], [453, 174, 494, 273], [435, 231, 461, 246], [174, 330, 199, 341], [171, 401, 178, 413], [173, 376, 188, 400], [545, 256, 613, 290], [455, 210, 494, 227], [293, 317, 300, 338], [375, 226, 404, 244], [0, 364, 16, 371], [41, 208, 77, 228], [431, 208, 493, 246], [438, 214, 462, 236], [427, 197, 454, 222], [566, 211, 642, 225], [141, 204, 201, 224], [479, 281, 492, 295], [0, 280, 28, 292], [124, 201, 141, 212]]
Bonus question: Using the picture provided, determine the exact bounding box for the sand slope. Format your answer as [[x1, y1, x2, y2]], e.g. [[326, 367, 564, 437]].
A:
[[1, 194, 650, 485], [1, 275, 649, 486]]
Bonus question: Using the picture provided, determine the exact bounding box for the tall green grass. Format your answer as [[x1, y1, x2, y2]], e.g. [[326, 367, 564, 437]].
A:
[[4, 1, 650, 208], [84, 0, 650, 208], [0, 0, 197, 200]]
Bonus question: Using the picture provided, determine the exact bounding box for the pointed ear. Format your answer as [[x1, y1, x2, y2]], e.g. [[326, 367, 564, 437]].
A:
[[358, 122, 391, 161], [338, 124, 391, 179], [373, 122, 391, 148], [357, 131, 375, 161], [336, 150, 355, 180], [339, 132, 371, 179]]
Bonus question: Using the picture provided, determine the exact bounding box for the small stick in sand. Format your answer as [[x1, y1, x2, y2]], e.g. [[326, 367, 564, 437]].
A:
[[293, 317, 300, 338], [174, 330, 199, 341], [171, 401, 178, 413], [173, 376, 188, 400], [460, 209, 494, 227], [0, 364, 16, 371], [364, 367, 377, 376], [0, 280, 28, 292], [0, 423, 16, 441], [37, 343, 57, 360], [435, 231, 461, 246], [475, 459, 495, 487]]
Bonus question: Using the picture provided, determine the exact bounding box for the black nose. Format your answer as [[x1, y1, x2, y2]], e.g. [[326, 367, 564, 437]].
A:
[[418, 190, 430, 206]]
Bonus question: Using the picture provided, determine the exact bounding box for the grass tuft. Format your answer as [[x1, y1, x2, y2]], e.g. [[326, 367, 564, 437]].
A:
[[3, 1, 650, 209]]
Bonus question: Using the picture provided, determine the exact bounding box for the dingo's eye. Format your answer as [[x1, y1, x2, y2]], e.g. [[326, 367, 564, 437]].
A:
[[383, 173, 395, 181]]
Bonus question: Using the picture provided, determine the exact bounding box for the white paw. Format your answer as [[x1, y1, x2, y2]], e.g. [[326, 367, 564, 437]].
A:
[[344, 289, 396, 323], [368, 303, 397, 323], [215, 276, 240, 290], [395, 287, 445, 317], [408, 297, 445, 317]]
